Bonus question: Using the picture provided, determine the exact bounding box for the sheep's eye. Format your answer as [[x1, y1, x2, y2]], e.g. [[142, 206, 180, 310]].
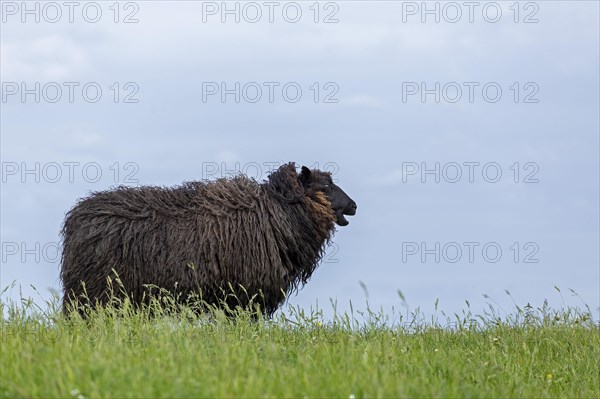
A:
[[323, 184, 331, 190]]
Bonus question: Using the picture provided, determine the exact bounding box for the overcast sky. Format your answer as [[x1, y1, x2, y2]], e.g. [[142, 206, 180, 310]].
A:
[[1, 1, 598, 322]]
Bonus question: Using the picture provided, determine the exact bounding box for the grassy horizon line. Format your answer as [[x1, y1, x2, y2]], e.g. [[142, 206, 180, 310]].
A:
[[1, 284, 599, 398]]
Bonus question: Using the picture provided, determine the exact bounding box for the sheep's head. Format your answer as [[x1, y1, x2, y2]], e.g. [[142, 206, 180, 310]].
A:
[[299, 166, 357, 226]]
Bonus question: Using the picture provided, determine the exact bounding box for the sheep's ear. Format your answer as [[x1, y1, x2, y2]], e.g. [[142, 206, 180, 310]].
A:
[[299, 166, 312, 185]]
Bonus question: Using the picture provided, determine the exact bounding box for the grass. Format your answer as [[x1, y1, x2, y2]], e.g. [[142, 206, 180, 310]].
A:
[[0, 285, 598, 399]]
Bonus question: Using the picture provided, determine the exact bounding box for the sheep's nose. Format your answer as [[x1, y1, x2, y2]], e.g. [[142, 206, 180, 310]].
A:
[[346, 201, 357, 215]]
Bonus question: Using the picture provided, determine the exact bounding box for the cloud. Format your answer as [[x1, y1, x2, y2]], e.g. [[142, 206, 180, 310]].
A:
[[1, 34, 90, 81], [337, 95, 384, 108]]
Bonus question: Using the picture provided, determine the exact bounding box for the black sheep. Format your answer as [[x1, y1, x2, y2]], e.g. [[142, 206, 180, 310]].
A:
[[60, 163, 357, 316]]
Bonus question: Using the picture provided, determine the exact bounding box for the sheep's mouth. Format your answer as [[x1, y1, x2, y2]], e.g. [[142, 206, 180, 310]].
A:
[[335, 207, 356, 226]]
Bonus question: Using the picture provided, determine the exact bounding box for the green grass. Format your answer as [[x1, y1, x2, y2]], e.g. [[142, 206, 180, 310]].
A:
[[1, 286, 598, 399]]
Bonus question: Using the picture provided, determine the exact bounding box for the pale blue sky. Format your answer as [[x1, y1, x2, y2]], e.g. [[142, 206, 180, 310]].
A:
[[1, 1, 598, 321]]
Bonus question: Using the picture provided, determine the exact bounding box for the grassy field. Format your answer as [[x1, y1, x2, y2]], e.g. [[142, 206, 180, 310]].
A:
[[1, 287, 598, 399]]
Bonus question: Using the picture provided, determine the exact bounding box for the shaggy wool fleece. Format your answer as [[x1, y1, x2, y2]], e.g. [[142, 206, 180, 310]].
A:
[[60, 163, 337, 316]]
